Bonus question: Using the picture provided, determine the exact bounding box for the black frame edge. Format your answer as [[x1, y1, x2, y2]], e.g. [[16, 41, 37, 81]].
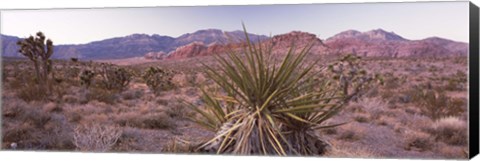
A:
[[469, 1, 479, 159]]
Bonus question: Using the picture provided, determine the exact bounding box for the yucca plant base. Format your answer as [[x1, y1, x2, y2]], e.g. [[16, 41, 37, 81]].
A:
[[192, 116, 331, 155]]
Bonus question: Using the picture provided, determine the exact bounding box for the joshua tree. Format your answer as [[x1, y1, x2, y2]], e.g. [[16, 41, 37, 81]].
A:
[[17, 32, 54, 92]]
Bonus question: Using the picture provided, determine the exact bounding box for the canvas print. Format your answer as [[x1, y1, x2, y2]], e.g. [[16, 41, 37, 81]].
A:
[[0, 1, 472, 159]]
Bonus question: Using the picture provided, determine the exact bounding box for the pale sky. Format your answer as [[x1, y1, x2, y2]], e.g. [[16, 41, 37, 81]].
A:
[[0, 1, 469, 45]]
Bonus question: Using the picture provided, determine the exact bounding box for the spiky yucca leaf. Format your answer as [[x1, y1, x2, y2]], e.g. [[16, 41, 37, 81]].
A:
[[187, 25, 349, 156]]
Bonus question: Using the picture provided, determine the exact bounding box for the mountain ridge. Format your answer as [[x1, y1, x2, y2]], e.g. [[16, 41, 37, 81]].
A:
[[1, 28, 468, 60]]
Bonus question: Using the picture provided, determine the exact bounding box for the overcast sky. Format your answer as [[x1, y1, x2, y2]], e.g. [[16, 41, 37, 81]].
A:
[[0, 1, 469, 45]]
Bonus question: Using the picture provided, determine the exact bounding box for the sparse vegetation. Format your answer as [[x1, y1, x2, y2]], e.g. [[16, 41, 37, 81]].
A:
[[429, 117, 467, 146], [415, 89, 464, 120], [1, 29, 468, 159], [80, 69, 95, 89], [142, 67, 175, 95], [73, 123, 122, 152], [98, 63, 132, 92]]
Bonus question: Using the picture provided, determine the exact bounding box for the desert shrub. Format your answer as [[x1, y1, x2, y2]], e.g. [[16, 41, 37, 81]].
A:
[[142, 67, 175, 95], [115, 112, 175, 129], [437, 145, 468, 159], [337, 128, 363, 142], [185, 27, 376, 155], [444, 78, 464, 91], [163, 137, 196, 153], [354, 97, 387, 119], [65, 111, 83, 123], [166, 101, 192, 119], [137, 113, 175, 129], [453, 70, 468, 83], [404, 130, 433, 152], [98, 63, 132, 92], [353, 114, 369, 123], [327, 54, 383, 100], [10, 69, 48, 102], [322, 128, 337, 135], [17, 84, 49, 102], [86, 87, 118, 104], [415, 89, 465, 120], [2, 102, 75, 150], [121, 89, 143, 100], [42, 102, 62, 112], [383, 75, 401, 90], [73, 123, 122, 152], [156, 98, 169, 106], [64, 66, 81, 80], [380, 89, 396, 103], [79, 69, 95, 89], [325, 146, 377, 158], [185, 73, 198, 86], [429, 117, 467, 145]]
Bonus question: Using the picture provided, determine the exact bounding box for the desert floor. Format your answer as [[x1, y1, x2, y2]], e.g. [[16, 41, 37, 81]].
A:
[[1, 55, 469, 159]]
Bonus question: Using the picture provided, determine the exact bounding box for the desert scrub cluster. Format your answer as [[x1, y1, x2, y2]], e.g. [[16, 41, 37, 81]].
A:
[[142, 67, 175, 95], [97, 63, 133, 92], [80, 69, 95, 89], [179, 26, 378, 156], [413, 89, 465, 120], [326, 54, 383, 100], [73, 123, 122, 152]]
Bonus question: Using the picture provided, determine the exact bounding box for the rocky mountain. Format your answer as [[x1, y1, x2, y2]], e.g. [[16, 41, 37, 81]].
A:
[[1, 33, 176, 60], [1, 28, 468, 60], [164, 31, 326, 60], [0, 29, 268, 60], [174, 29, 268, 47], [268, 31, 328, 54], [53, 34, 176, 59], [323, 29, 468, 57], [327, 29, 407, 42], [1, 35, 21, 57]]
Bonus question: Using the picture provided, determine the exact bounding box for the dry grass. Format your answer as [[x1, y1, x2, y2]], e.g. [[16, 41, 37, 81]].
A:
[[435, 144, 468, 159], [403, 130, 434, 152], [1, 56, 469, 159], [73, 123, 122, 152], [324, 144, 378, 158], [429, 117, 467, 146], [336, 124, 366, 142], [2, 100, 75, 150], [114, 112, 175, 129]]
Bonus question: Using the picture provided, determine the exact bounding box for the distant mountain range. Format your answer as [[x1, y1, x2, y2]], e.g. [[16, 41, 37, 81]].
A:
[[1, 29, 268, 60], [324, 29, 468, 57], [1, 28, 468, 60]]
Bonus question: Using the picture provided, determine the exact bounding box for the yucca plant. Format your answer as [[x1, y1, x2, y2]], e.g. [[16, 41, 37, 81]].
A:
[[185, 25, 354, 156]]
